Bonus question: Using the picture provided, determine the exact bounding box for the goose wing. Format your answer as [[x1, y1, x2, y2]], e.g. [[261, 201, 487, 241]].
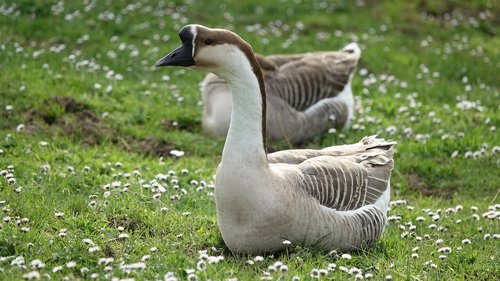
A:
[[268, 136, 393, 164], [264, 49, 360, 111], [269, 137, 395, 211]]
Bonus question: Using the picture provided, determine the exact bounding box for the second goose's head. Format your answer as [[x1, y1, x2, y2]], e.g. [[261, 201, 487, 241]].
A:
[[155, 24, 262, 82]]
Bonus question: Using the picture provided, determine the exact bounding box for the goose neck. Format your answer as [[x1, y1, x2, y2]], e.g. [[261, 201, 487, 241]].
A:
[[220, 67, 268, 166]]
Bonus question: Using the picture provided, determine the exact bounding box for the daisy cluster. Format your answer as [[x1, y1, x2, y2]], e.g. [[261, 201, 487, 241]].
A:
[[0, 159, 216, 280], [89, 163, 214, 209], [348, 61, 496, 159], [387, 199, 499, 274]]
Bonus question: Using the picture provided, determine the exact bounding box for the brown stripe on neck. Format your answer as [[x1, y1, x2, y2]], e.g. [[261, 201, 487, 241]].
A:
[[234, 40, 268, 154], [193, 25, 268, 154]]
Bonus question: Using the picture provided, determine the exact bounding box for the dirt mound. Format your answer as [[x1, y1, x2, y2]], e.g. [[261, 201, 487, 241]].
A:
[[161, 117, 198, 131], [119, 137, 177, 157], [108, 216, 143, 232], [132, 137, 176, 157], [407, 173, 456, 198], [24, 96, 183, 157], [25, 96, 110, 145], [25, 96, 95, 123], [48, 96, 88, 113]]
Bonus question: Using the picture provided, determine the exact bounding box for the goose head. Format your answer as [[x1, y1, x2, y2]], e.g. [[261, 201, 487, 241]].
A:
[[155, 24, 262, 82], [156, 25, 268, 151]]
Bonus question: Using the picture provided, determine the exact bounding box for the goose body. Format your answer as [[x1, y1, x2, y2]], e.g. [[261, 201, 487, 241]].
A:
[[200, 44, 361, 144], [156, 24, 395, 254]]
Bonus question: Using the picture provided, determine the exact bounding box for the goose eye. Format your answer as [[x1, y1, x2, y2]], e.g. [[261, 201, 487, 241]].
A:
[[204, 39, 213, 45]]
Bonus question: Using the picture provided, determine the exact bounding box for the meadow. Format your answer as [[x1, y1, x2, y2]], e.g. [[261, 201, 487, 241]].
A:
[[0, 0, 499, 280]]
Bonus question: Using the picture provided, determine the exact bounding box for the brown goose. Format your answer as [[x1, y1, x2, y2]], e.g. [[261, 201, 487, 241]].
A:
[[200, 43, 361, 144], [156, 24, 395, 254]]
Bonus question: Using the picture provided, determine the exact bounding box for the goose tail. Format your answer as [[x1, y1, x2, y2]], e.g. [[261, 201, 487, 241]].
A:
[[342, 42, 361, 58], [361, 135, 397, 149]]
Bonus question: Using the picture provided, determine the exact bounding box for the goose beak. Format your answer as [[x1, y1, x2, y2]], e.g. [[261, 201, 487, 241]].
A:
[[155, 44, 195, 67]]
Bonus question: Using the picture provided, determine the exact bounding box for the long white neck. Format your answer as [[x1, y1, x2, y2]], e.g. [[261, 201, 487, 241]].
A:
[[218, 64, 268, 167]]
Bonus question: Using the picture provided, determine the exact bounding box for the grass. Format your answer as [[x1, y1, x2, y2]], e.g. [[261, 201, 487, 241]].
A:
[[0, 0, 499, 280]]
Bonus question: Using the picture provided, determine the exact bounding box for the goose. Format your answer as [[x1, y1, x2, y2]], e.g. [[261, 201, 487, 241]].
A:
[[156, 24, 396, 254], [200, 43, 361, 144]]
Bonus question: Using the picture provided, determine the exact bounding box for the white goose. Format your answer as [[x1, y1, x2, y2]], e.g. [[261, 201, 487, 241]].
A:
[[200, 43, 361, 144], [156, 24, 396, 254]]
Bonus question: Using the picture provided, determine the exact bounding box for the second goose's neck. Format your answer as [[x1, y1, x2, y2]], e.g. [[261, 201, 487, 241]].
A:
[[219, 64, 268, 166]]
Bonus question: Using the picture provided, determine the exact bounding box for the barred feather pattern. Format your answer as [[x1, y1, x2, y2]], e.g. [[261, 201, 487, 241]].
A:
[[274, 136, 395, 250], [271, 136, 395, 211], [264, 53, 356, 111], [297, 153, 391, 211], [288, 199, 387, 251]]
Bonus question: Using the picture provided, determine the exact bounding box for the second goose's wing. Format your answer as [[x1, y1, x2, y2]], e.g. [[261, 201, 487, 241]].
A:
[[265, 50, 360, 111]]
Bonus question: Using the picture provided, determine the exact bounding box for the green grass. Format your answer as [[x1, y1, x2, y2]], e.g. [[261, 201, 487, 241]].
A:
[[1, 0, 499, 280]]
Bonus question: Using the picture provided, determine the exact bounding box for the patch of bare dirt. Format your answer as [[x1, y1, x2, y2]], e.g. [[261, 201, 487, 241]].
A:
[[407, 173, 456, 198], [23, 96, 185, 157], [122, 137, 177, 157], [103, 245, 115, 257], [108, 216, 143, 232], [25, 96, 112, 145], [161, 118, 198, 131]]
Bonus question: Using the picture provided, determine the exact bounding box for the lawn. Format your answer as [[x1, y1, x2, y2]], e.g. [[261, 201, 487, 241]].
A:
[[0, 0, 499, 280]]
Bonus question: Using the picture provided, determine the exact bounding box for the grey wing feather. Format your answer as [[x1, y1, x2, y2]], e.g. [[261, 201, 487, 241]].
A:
[[270, 137, 395, 211], [268, 136, 395, 164], [265, 51, 360, 111], [297, 151, 393, 211]]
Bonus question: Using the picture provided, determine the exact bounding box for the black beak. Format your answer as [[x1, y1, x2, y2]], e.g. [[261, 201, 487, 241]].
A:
[[155, 43, 195, 67]]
